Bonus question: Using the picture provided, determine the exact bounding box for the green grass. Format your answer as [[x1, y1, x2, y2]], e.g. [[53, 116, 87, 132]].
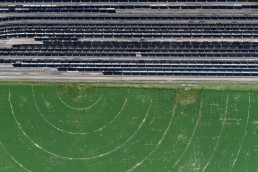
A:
[[0, 82, 257, 171]]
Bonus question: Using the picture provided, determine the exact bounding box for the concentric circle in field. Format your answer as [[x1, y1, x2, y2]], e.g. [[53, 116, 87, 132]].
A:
[[0, 84, 257, 172]]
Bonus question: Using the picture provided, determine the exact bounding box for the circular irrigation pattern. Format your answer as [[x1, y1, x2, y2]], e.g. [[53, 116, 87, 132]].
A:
[[0, 84, 257, 172]]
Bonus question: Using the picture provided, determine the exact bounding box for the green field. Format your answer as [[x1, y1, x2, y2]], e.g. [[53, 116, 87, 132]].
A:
[[0, 82, 257, 172]]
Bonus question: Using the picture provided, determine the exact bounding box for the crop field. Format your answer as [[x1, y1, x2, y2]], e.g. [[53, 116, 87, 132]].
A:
[[0, 83, 257, 172]]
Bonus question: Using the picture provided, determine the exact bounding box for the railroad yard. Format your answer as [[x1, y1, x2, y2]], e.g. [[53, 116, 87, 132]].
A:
[[1, 1, 258, 171], [0, 0, 258, 80]]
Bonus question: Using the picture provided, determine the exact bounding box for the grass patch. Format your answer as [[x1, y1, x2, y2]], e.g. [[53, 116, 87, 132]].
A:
[[0, 82, 257, 171]]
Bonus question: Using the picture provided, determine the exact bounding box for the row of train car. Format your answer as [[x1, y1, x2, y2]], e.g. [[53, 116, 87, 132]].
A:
[[0, 0, 258, 77]]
